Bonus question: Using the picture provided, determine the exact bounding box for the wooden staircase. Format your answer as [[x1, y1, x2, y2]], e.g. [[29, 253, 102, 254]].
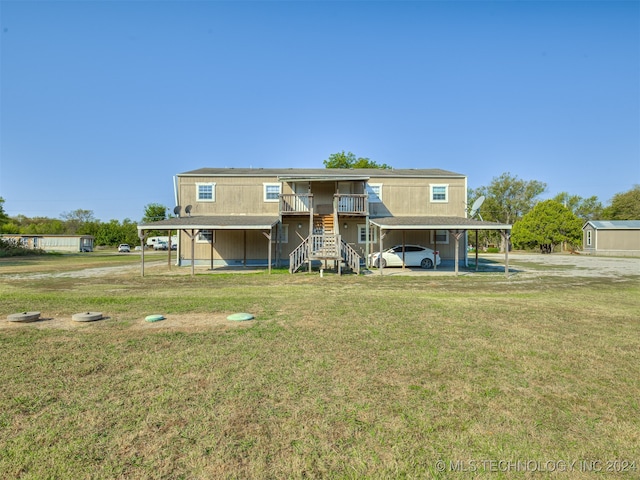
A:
[[289, 230, 362, 275], [313, 214, 334, 234]]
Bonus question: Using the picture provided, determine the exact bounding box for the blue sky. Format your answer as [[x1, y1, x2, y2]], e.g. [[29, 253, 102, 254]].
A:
[[1, 0, 638, 222]]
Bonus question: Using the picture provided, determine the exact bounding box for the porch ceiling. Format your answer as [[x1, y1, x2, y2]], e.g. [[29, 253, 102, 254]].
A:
[[370, 216, 511, 230], [138, 215, 280, 231]]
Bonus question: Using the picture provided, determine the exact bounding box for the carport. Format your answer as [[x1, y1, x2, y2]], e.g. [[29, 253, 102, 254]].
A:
[[368, 216, 512, 276], [137, 215, 280, 277]]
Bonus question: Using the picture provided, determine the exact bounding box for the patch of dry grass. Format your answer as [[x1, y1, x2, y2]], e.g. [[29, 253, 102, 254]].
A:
[[0, 255, 638, 478]]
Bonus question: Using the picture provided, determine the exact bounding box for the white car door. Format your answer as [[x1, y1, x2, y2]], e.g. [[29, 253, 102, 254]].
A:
[[386, 247, 403, 266]]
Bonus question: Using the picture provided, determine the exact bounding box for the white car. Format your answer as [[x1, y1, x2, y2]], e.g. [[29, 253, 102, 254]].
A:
[[118, 244, 130, 253], [369, 245, 441, 269]]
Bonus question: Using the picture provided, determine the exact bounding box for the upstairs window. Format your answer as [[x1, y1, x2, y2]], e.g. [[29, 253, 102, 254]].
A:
[[366, 183, 382, 203], [197, 183, 216, 202], [263, 183, 281, 202], [430, 184, 448, 203]]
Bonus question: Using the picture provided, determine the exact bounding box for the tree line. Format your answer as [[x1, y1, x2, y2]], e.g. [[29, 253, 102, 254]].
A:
[[0, 201, 169, 249], [1, 151, 639, 254], [469, 173, 639, 252], [325, 151, 639, 252]]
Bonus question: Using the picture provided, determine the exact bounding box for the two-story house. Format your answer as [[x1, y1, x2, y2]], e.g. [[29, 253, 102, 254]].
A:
[[138, 168, 511, 274]]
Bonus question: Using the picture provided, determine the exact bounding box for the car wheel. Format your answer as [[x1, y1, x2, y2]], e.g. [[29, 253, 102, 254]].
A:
[[375, 258, 387, 268], [420, 257, 433, 269]]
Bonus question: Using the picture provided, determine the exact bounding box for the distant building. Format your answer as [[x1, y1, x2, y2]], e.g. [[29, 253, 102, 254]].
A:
[[1, 234, 94, 253], [582, 220, 640, 257]]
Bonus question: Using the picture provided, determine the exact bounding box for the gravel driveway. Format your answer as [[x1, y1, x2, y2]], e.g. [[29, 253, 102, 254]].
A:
[[478, 253, 640, 278], [2, 254, 639, 280]]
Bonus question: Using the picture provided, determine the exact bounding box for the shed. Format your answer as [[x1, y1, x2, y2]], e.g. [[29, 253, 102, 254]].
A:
[[582, 220, 640, 257]]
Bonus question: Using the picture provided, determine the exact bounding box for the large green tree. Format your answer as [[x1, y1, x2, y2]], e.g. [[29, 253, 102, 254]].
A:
[[61, 209, 96, 234], [602, 185, 640, 220], [472, 172, 547, 225], [142, 203, 169, 223], [470, 172, 547, 251], [552, 192, 603, 221], [94, 219, 139, 246], [511, 200, 583, 252], [142, 203, 170, 239], [323, 151, 391, 169], [0, 197, 9, 225]]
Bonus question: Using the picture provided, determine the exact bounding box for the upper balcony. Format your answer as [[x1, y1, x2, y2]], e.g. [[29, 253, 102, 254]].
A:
[[280, 194, 368, 216]]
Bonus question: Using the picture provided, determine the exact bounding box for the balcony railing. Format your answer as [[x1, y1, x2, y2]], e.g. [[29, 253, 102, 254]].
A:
[[280, 194, 313, 213], [335, 194, 368, 215], [280, 193, 368, 215]]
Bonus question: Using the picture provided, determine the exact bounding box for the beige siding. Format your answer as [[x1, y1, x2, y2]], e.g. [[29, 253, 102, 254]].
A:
[[595, 230, 640, 256], [181, 230, 274, 265], [178, 174, 467, 218], [367, 176, 466, 216], [596, 230, 639, 250], [178, 175, 282, 215], [175, 171, 469, 266]]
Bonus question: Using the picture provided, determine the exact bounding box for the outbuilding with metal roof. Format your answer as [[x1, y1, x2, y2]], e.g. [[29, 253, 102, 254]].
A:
[[582, 220, 640, 257]]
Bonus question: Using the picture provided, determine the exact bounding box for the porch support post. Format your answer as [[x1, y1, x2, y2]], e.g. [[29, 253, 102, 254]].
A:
[[276, 222, 281, 267], [167, 230, 172, 269], [449, 230, 465, 276], [138, 230, 148, 277], [210, 231, 214, 270], [379, 229, 386, 276], [191, 230, 196, 276], [500, 229, 510, 277], [365, 217, 371, 268], [243, 230, 247, 267], [333, 194, 339, 236], [262, 230, 272, 274], [475, 230, 479, 271], [337, 234, 342, 275], [308, 196, 314, 273], [433, 230, 438, 271], [183, 229, 200, 277]]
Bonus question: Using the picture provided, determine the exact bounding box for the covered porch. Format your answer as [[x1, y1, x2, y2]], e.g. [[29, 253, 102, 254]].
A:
[[369, 216, 512, 277], [137, 215, 280, 277]]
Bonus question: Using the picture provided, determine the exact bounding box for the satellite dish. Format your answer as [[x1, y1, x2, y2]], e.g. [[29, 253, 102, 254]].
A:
[[173, 206, 181, 217], [469, 195, 485, 220], [185, 205, 192, 217]]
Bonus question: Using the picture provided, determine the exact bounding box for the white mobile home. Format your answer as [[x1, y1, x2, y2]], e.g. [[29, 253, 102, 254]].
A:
[[1, 234, 94, 252]]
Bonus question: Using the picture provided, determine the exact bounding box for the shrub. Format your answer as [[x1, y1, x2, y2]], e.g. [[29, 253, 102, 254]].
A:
[[0, 238, 46, 257]]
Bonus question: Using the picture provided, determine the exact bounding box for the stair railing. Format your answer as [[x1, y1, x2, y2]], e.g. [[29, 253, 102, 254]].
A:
[[289, 236, 309, 273], [341, 239, 361, 274]]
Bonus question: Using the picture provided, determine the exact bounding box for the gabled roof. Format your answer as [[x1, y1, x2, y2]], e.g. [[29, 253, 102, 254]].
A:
[[583, 220, 640, 230], [178, 167, 465, 178]]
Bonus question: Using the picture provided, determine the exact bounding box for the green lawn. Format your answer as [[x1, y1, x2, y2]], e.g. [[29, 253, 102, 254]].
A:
[[1, 255, 638, 478]]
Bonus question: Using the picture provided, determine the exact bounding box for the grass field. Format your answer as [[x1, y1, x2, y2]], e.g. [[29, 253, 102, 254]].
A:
[[1, 254, 639, 478]]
